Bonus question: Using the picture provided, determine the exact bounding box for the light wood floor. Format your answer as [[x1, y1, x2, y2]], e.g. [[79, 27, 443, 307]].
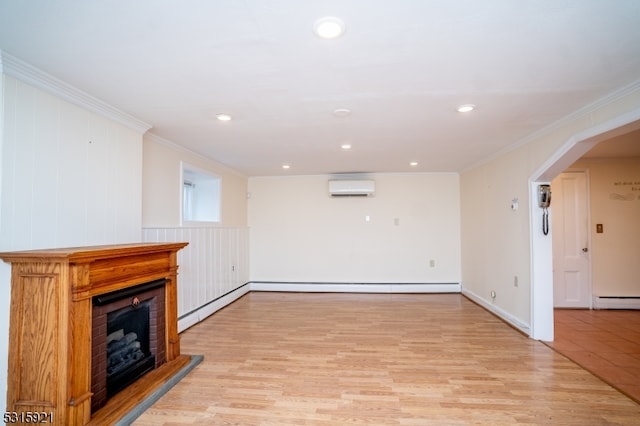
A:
[[133, 293, 640, 425]]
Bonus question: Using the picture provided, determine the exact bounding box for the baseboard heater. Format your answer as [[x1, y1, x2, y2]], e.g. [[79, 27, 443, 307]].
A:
[[249, 281, 461, 294], [177, 283, 250, 332], [592, 296, 640, 310]]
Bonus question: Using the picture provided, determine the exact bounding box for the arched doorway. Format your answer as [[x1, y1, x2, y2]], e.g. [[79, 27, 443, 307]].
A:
[[529, 111, 640, 341]]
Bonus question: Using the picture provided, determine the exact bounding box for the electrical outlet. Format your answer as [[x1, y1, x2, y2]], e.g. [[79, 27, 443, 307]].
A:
[[429, 259, 435, 268], [491, 290, 496, 299]]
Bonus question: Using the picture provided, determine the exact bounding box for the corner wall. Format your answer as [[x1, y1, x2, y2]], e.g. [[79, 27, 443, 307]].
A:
[[141, 135, 250, 331]]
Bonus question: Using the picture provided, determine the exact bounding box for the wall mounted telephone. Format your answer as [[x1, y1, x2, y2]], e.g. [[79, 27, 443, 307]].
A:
[[538, 184, 551, 208], [538, 184, 551, 235]]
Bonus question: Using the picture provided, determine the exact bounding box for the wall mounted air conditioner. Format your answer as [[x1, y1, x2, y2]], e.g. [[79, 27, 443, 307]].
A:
[[328, 179, 375, 197]]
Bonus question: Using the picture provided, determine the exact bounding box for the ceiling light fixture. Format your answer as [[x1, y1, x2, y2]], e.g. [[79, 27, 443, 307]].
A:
[[457, 104, 475, 113], [410, 161, 419, 167], [282, 164, 291, 169], [313, 17, 346, 39], [216, 113, 232, 121], [333, 108, 352, 117], [341, 144, 352, 150]]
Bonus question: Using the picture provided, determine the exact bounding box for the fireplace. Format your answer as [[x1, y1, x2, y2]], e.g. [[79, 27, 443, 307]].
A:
[[0, 243, 189, 425], [91, 279, 167, 412]]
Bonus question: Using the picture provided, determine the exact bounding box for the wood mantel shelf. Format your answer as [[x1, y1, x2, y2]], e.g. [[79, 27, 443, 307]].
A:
[[0, 242, 189, 426]]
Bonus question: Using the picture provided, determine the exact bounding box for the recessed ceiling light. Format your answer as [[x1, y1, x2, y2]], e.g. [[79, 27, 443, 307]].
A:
[[216, 113, 232, 121], [341, 144, 352, 150], [410, 161, 419, 167], [313, 17, 346, 39], [333, 108, 352, 117], [457, 104, 475, 113], [282, 164, 290, 169]]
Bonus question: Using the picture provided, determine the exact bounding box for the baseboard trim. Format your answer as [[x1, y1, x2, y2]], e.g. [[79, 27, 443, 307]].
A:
[[249, 281, 461, 293], [462, 288, 531, 336], [592, 296, 640, 310], [178, 283, 250, 332]]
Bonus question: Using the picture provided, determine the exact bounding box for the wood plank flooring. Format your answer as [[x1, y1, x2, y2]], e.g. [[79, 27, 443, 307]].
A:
[[133, 293, 640, 425], [547, 309, 640, 404]]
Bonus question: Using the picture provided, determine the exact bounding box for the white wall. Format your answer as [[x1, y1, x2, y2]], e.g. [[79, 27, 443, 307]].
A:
[[0, 65, 6, 419], [460, 149, 532, 327], [248, 173, 461, 284], [569, 157, 640, 297], [142, 134, 248, 228], [0, 74, 145, 414]]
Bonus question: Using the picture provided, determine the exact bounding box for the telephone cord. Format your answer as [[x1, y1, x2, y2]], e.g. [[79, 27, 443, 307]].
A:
[[542, 208, 549, 235]]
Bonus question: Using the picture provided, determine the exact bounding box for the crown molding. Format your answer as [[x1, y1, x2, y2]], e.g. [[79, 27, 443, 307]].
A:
[[0, 50, 152, 134], [145, 132, 247, 178], [462, 78, 640, 173]]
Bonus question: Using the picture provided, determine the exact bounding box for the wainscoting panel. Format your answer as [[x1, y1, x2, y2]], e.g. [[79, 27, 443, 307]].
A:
[[142, 227, 249, 331]]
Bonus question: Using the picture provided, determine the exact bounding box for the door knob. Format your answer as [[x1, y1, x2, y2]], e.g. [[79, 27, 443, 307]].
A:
[[582, 247, 589, 253]]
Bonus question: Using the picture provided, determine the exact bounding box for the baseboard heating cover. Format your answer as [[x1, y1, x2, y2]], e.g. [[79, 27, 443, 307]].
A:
[[592, 296, 640, 310], [178, 283, 250, 332], [249, 282, 461, 293]]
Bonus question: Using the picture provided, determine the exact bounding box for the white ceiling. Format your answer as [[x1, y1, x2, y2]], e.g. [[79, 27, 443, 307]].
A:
[[1, 1, 639, 176]]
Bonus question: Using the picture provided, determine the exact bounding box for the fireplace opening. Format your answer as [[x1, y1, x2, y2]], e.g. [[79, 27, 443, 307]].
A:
[[106, 300, 155, 397], [91, 279, 167, 413]]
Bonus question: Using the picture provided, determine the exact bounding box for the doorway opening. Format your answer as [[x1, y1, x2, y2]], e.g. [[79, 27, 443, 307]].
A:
[[529, 113, 640, 341]]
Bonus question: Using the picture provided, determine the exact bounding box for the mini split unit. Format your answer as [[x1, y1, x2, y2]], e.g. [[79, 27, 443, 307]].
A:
[[328, 179, 375, 197]]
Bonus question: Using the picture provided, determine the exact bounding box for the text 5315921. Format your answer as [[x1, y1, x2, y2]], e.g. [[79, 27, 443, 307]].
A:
[[3, 412, 54, 423]]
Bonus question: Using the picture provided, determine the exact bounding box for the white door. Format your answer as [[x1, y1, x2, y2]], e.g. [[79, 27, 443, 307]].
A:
[[552, 171, 591, 308]]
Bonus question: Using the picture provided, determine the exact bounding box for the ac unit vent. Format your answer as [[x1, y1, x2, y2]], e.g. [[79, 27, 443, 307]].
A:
[[328, 180, 375, 197]]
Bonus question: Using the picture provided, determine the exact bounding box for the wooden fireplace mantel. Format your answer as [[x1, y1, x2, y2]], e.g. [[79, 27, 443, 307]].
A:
[[0, 242, 189, 425]]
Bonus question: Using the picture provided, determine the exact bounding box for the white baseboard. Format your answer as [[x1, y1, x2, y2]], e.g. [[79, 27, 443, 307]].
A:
[[592, 296, 640, 310], [462, 288, 531, 336], [249, 282, 461, 293], [178, 283, 251, 332]]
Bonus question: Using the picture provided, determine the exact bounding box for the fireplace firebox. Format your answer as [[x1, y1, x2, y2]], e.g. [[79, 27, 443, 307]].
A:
[[107, 301, 153, 395], [91, 279, 167, 412]]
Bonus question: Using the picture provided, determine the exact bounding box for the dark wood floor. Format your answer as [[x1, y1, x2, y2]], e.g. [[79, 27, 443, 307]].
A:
[[546, 308, 640, 404], [133, 293, 640, 425]]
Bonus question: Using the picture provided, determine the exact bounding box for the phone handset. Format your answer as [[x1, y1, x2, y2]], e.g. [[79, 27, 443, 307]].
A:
[[538, 185, 551, 235]]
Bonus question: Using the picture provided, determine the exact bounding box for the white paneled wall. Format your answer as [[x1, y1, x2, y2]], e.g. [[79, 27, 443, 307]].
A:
[[1, 70, 147, 415], [142, 227, 249, 331], [1, 76, 143, 250]]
